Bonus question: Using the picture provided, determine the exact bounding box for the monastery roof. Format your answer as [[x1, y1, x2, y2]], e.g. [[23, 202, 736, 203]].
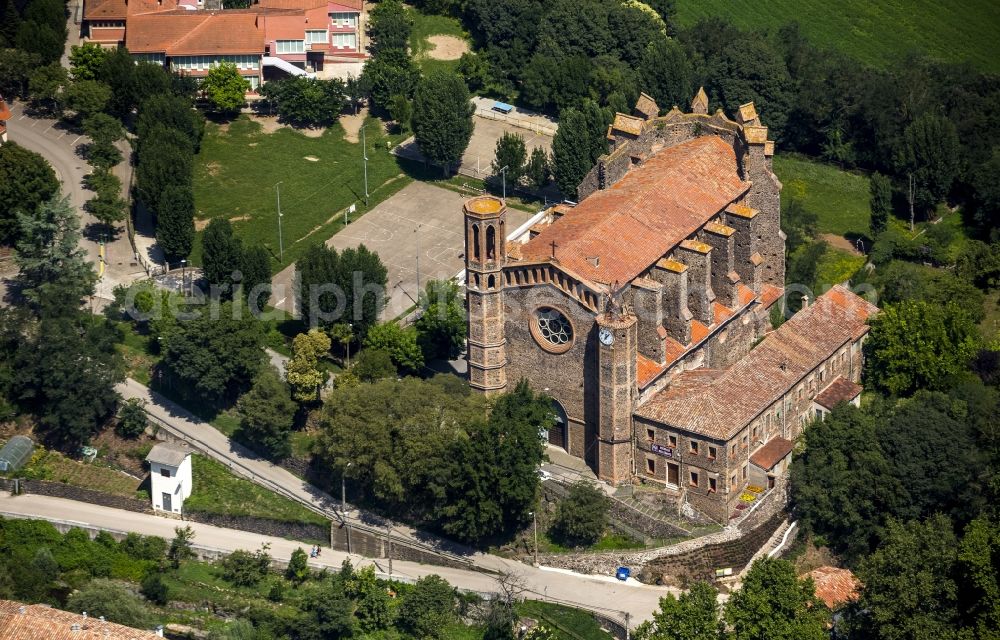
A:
[[814, 376, 862, 409], [805, 567, 860, 610], [0, 601, 161, 639], [85, 0, 182, 19], [520, 136, 748, 286], [126, 11, 264, 55], [749, 436, 793, 470], [635, 286, 878, 440]]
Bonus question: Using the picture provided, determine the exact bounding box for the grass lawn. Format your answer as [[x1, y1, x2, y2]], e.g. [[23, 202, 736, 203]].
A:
[[674, 0, 1000, 74], [115, 321, 160, 386], [537, 530, 644, 554], [517, 601, 612, 640], [980, 289, 1000, 342], [184, 455, 328, 527], [408, 8, 469, 76], [773, 154, 871, 239], [191, 116, 412, 271], [16, 447, 145, 499], [814, 246, 866, 289]]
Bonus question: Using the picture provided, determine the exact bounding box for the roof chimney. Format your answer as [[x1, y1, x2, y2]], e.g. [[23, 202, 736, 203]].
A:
[[71, 624, 81, 632], [82, 612, 87, 619], [801, 294, 809, 309], [17, 606, 25, 615]]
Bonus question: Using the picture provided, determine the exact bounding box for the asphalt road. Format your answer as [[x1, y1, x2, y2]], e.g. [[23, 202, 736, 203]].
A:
[[0, 492, 670, 624]]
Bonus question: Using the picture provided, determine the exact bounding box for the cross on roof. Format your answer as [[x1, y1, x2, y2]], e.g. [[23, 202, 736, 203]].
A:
[[550, 240, 558, 259]]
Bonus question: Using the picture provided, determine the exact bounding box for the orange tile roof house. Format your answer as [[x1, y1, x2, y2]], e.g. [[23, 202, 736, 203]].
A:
[[806, 566, 861, 610], [0, 600, 163, 639], [0, 97, 12, 145], [83, 0, 365, 85], [463, 90, 879, 524]]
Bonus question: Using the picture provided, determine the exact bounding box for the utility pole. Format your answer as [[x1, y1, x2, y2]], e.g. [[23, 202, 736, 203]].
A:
[[363, 124, 369, 203], [500, 165, 509, 201], [415, 225, 421, 296], [346, 323, 353, 369], [908, 173, 915, 232], [385, 525, 393, 577], [180, 259, 187, 296], [625, 612, 631, 640], [275, 181, 284, 262], [343, 462, 352, 554]]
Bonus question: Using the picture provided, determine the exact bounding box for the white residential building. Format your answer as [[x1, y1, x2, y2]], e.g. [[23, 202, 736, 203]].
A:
[[146, 442, 193, 514]]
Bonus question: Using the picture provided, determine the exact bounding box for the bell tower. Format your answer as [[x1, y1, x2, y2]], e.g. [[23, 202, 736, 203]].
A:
[[464, 196, 507, 395], [595, 291, 637, 485]]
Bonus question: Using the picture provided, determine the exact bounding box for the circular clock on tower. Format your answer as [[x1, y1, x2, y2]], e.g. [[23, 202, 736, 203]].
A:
[[599, 327, 615, 346]]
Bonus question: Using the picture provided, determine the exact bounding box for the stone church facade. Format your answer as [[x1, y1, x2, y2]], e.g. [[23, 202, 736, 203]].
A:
[[464, 90, 879, 523]]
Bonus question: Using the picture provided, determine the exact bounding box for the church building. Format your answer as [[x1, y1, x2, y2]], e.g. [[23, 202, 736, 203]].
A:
[[464, 90, 878, 523]]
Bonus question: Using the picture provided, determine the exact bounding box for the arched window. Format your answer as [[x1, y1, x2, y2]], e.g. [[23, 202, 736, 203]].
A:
[[486, 225, 496, 260], [487, 274, 496, 289], [472, 225, 481, 261]]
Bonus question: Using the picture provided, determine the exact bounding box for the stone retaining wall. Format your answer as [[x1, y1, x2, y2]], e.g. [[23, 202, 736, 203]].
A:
[[541, 481, 688, 541], [330, 523, 474, 570], [21, 480, 152, 514], [184, 512, 329, 545], [536, 478, 789, 585]]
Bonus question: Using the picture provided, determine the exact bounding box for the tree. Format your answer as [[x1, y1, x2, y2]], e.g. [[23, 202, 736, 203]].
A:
[[285, 330, 331, 403], [552, 108, 595, 198], [98, 46, 137, 118], [168, 526, 195, 569], [140, 571, 170, 605], [0, 142, 58, 245], [16, 21, 63, 66], [286, 547, 309, 584], [895, 112, 960, 213], [852, 516, 961, 640], [27, 62, 66, 112], [415, 280, 466, 361], [0, 48, 41, 99], [526, 147, 551, 191], [388, 93, 412, 132], [201, 62, 249, 114], [352, 348, 395, 382], [240, 245, 272, 311], [296, 244, 388, 336], [398, 575, 456, 639], [264, 76, 347, 127], [491, 132, 527, 190], [298, 581, 355, 640], [723, 558, 828, 640], [13, 315, 123, 448], [136, 93, 205, 152], [869, 172, 892, 237], [156, 184, 195, 261], [412, 70, 474, 174], [235, 368, 296, 460], [14, 195, 97, 314], [86, 173, 127, 229], [363, 322, 424, 373], [367, 0, 412, 55], [790, 404, 900, 561], [161, 302, 265, 403], [639, 38, 691, 112], [84, 113, 125, 147], [136, 125, 194, 211], [360, 48, 420, 110], [220, 545, 272, 587], [65, 79, 111, 120], [345, 565, 393, 633], [864, 300, 980, 396], [67, 579, 153, 629], [337, 245, 388, 339], [634, 581, 723, 640], [116, 398, 148, 438], [550, 481, 609, 547], [202, 218, 244, 298]]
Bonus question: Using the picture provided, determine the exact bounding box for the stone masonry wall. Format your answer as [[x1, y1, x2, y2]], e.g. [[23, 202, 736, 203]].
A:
[[185, 512, 329, 545]]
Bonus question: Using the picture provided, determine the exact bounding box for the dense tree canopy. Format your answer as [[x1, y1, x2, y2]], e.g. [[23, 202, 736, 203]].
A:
[[295, 243, 387, 337], [261, 76, 347, 127], [236, 368, 296, 460], [723, 558, 828, 640], [412, 70, 475, 173], [201, 62, 249, 113], [0, 142, 58, 245]]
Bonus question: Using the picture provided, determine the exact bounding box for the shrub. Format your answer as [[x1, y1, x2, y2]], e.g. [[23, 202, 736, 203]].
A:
[[220, 545, 271, 587], [550, 481, 609, 547], [140, 572, 169, 605], [116, 398, 148, 438]]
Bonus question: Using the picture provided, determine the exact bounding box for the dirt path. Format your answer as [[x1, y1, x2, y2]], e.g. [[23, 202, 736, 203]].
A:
[[341, 107, 368, 143], [819, 233, 862, 255], [426, 35, 468, 60]]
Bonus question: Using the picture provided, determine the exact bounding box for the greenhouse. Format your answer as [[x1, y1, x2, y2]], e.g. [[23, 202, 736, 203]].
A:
[[0, 436, 34, 473]]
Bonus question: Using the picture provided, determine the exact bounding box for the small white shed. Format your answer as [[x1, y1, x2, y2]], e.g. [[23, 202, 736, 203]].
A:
[[146, 442, 193, 514]]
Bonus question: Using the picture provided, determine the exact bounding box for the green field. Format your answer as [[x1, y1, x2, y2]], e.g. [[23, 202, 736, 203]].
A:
[[184, 455, 328, 528], [408, 8, 469, 75], [815, 247, 866, 289], [516, 601, 612, 640], [191, 116, 412, 270], [773, 154, 871, 239], [675, 0, 1000, 73]]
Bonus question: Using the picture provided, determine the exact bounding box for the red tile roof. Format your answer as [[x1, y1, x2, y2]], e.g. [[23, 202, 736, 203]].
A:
[[637, 353, 667, 387], [520, 136, 749, 286], [806, 567, 860, 610], [0, 601, 161, 639], [126, 11, 264, 55], [83, 0, 127, 20], [749, 436, 793, 470], [635, 285, 878, 440], [814, 376, 862, 410], [0, 99, 11, 121]]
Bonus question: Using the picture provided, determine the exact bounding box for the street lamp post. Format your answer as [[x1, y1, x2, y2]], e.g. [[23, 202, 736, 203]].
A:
[[361, 125, 369, 206], [500, 165, 509, 201], [275, 182, 284, 262], [414, 225, 422, 296], [180, 259, 186, 296], [346, 322, 353, 369], [530, 511, 538, 566]]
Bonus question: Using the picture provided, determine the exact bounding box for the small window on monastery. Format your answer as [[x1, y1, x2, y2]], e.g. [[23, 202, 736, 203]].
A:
[[742, 434, 748, 448], [689, 471, 699, 487], [731, 474, 737, 488], [160, 468, 171, 478], [709, 477, 717, 493], [646, 428, 655, 442], [668, 435, 677, 447], [730, 444, 736, 456], [708, 446, 717, 460], [646, 458, 655, 474], [752, 426, 759, 442], [742, 465, 748, 480], [689, 440, 699, 455]]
